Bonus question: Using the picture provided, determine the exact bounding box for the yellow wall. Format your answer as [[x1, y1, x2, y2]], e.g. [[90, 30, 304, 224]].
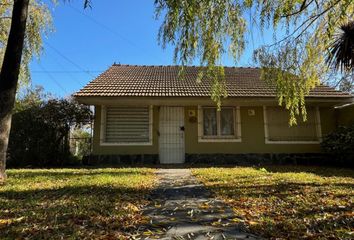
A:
[[185, 106, 327, 154], [336, 104, 354, 126], [93, 105, 337, 155]]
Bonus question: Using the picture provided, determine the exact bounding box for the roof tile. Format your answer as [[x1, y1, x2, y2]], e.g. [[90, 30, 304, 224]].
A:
[[74, 64, 352, 98]]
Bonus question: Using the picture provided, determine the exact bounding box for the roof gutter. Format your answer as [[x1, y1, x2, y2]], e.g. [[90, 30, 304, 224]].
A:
[[334, 100, 354, 109]]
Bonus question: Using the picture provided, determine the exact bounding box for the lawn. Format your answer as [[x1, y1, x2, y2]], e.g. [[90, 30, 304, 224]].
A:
[[193, 166, 354, 239], [0, 168, 156, 239]]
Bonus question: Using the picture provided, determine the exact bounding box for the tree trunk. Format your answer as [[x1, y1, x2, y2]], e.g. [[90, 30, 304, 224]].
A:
[[0, 0, 30, 183]]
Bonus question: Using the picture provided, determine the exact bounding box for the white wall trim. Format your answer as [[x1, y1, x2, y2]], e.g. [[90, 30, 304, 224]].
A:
[[264, 140, 321, 144], [100, 142, 153, 146], [263, 106, 321, 145], [99, 105, 153, 146], [149, 105, 153, 144], [198, 138, 242, 143], [236, 106, 242, 139], [197, 105, 203, 140], [99, 105, 106, 146], [315, 106, 322, 141], [197, 105, 242, 143], [263, 106, 269, 142]]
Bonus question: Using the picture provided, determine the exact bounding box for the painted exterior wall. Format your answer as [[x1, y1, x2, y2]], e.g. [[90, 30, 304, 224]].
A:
[[92, 105, 337, 155], [320, 107, 337, 136], [336, 104, 354, 126]]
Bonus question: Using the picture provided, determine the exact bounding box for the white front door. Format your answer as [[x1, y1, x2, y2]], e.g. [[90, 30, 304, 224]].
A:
[[159, 107, 185, 164]]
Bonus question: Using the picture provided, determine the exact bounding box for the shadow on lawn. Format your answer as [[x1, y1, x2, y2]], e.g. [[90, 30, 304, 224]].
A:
[[9, 164, 354, 178], [0, 184, 151, 239], [0, 169, 154, 239], [230, 181, 354, 194], [0, 184, 147, 199], [262, 165, 354, 178], [7, 169, 151, 179], [81, 164, 354, 178], [204, 181, 353, 239]]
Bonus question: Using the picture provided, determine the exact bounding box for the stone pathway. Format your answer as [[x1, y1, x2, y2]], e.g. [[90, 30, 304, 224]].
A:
[[133, 169, 262, 240]]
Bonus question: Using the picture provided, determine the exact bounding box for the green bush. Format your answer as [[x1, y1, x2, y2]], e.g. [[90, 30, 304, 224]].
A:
[[7, 98, 92, 168], [321, 125, 354, 158]]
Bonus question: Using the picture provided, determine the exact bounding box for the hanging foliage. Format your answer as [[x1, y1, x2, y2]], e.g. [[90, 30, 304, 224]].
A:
[[0, 0, 52, 86], [155, 0, 354, 123]]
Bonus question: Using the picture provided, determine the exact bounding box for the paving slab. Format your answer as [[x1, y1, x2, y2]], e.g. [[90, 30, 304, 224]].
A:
[[133, 169, 262, 240]]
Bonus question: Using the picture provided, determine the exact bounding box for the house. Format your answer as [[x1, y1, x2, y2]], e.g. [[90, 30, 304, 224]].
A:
[[74, 64, 353, 164]]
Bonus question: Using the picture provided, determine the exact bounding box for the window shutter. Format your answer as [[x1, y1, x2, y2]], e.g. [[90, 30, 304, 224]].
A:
[[266, 107, 319, 142], [105, 107, 150, 143]]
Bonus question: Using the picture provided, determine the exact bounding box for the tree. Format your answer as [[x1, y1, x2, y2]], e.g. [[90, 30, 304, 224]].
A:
[[0, 0, 30, 182], [0, 1, 52, 85], [155, 0, 353, 124], [9, 95, 92, 167], [326, 21, 354, 73], [339, 73, 354, 93], [0, 0, 52, 182], [326, 21, 354, 94], [14, 85, 51, 112]]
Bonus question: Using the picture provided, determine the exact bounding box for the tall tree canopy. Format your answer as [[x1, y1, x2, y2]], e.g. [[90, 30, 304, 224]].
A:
[[0, 0, 52, 86], [326, 21, 354, 73], [155, 0, 353, 124]]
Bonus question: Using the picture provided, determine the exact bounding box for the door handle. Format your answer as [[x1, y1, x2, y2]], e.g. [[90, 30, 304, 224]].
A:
[[180, 126, 185, 131]]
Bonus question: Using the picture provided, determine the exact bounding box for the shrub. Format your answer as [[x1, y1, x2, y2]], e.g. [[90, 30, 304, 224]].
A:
[[321, 125, 354, 161], [7, 98, 92, 168]]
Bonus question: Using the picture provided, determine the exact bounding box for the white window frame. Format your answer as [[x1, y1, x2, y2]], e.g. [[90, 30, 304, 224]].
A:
[[263, 106, 322, 144], [198, 105, 242, 142], [100, 105, 153, 146]]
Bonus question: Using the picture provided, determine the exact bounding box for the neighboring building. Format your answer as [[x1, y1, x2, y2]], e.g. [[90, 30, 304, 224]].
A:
[[74, 64, 353, 164]]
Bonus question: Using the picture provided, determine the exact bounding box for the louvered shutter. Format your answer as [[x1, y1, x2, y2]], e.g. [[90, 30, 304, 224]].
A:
[[266, 107, 319, 141], [104, 107, 150, 143]]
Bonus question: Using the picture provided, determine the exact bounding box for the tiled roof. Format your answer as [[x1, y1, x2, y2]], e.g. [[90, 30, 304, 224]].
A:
[[75, 64, 352, 98]]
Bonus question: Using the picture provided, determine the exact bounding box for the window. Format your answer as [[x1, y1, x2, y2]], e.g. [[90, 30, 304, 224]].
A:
[[220, 108, 234, 135], [199, 106, 241, 141], [203, 108, 217, 136], [264, 106, 321, 143], [101, 106, 152, 145]]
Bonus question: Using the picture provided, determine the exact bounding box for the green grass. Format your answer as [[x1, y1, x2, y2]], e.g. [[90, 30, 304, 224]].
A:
[[0, 168, 156, 239], [193, 166, 354, 239]]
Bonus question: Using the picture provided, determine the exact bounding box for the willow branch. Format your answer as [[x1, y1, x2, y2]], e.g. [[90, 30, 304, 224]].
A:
[[281, 0, 314, 18], [266, 0, 342, 48]]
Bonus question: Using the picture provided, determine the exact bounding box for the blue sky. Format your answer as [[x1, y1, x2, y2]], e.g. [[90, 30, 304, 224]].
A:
[[30, 0, 273, 97]]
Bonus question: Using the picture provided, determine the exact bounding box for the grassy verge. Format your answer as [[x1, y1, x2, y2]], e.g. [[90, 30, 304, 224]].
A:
[[0, 168, 156, 239], [193, 166, 354, 239]]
